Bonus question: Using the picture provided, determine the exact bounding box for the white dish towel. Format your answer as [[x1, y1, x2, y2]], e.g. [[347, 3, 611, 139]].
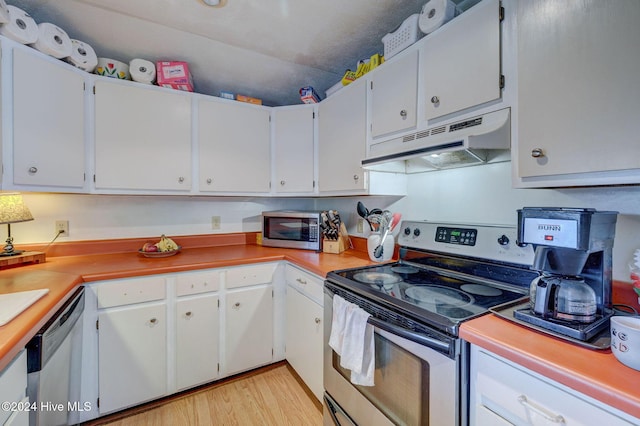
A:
[[328, 294, 375, 386]]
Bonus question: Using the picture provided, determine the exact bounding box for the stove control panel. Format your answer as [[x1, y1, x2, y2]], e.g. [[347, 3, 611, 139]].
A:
[[398, 220, 535, 266], [435, 226, 477, 246]]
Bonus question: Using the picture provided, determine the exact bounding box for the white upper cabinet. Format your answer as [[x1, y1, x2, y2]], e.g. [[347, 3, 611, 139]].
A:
[[318, 79, 367, 193], [370, 49, 419, 139], [198, 98, 271, 193], [94, 81, 192, 192], [10, 47, 86, 190], [272, 105, 315, 194], [513, 0, 640, 187], [422, 0, 501, 121]]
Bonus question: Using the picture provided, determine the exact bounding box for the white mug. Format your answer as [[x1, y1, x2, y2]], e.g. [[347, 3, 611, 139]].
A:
[[610, 316, 640, 371]]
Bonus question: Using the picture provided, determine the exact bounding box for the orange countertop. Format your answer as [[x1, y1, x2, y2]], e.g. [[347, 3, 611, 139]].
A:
[[0, 235, 375, 371], [461, 314, 640, 420]]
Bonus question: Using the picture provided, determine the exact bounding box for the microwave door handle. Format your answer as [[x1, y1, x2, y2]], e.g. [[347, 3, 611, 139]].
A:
[[367, 316, 452, 353]]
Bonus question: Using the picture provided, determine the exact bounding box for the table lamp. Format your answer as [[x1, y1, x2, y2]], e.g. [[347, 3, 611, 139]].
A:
[[0, 193, 34, 256]]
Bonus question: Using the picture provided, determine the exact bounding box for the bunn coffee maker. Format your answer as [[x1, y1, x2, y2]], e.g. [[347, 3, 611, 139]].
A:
[[514, 207, 618, 342]]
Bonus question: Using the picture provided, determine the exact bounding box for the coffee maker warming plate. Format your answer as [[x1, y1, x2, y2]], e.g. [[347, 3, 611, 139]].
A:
[[489, 300, 611, 350]]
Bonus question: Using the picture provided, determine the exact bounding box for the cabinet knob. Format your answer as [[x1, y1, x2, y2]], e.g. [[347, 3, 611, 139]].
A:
[[315, 317, 321, 324], [233, 302, 241, 309], [28, 167, 38, 174], [280, 180, 286, 186], [400, 109, 407, 118], [184, 311, 193, 318], [353, 174, 359, 181], [206, 178, 212, 185], [178, 176, 185, 183], [296, 278, 307, 285], [531, 148, 545, 158], [430, 96, 440, 105], [149, 318, 158, 326]]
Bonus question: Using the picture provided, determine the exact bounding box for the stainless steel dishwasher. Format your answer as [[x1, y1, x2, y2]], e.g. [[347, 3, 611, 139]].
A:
[[26, 286, 85, 426]]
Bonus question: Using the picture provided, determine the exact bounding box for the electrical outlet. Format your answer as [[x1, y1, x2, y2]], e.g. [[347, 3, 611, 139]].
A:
[[55, 220, 69, 236], [357, 218, 364, 233], [211, 216, 221, 230]]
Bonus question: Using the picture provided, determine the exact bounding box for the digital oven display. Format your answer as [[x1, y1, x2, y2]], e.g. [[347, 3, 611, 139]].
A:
[[435, 226, 477, 246]]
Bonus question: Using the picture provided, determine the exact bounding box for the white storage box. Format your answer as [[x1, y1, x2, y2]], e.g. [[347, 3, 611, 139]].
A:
[[382, 13, 420, 59]]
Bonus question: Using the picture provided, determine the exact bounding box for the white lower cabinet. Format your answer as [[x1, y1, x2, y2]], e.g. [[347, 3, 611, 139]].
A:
[[176, 294, 219, 391], [470, 345, 638, 425], [82, 263, 277, 421], [98, 303, 168, 414], [284, 264, 323, 401], [224, 284, 274, 376], [0, 350, 28, 426]]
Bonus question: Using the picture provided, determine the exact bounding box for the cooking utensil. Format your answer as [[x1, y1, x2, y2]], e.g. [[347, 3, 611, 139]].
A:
[[374, 211, 393, 259], [357, 201, 374, 231]]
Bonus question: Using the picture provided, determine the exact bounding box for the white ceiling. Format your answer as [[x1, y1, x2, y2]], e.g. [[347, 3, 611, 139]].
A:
[[8, 0, 471, 106]]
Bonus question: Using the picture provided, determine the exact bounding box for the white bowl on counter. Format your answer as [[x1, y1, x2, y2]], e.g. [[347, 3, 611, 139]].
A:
[[611, 316, 640, 371]]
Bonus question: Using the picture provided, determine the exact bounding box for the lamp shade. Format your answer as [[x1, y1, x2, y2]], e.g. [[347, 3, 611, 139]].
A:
[[0, 193, 34, 224]]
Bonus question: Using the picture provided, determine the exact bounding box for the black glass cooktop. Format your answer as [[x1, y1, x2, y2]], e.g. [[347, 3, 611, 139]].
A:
[[327, 256, 534, 336]]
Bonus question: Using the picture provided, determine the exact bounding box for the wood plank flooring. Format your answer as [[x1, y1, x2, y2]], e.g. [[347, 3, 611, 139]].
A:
[[85, 362, 323, 426]]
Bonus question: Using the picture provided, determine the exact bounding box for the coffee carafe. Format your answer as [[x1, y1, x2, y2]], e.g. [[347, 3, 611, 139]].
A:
[[514, 207, 618, 342]]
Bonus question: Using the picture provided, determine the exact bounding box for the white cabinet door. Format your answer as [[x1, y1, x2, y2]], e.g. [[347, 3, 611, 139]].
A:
[[0, 350, 27, 426], [12, 48, 86, 189], [370, 49, 419, 139], [176, 294, 219, 390], [272, 105, 315, 193], [285, 286, 323, 401], [94, 81, 192, 191], [98, 303, 167, 414], [470, 346, 637, 426], [422, 0, 501, 120], [515, 0, 640, 182], [224, 285, 273, 375], [198, 99, 271, 193], [318, 79, 367, 193]]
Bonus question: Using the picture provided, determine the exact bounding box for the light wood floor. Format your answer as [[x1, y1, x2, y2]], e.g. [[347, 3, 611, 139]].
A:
[[85, 363, 323, 426]]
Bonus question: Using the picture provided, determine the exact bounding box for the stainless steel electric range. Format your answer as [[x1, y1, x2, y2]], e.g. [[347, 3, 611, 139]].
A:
[[323, 220, 537, 426]]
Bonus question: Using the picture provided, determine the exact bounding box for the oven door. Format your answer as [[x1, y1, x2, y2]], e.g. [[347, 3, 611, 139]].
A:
[[323, 288, 461, 426]]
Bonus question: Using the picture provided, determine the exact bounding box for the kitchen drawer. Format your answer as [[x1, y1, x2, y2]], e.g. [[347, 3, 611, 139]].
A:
[[175, 270, 220, 296], [225, 263, 277, 290], [0, 350, 27, 425], [474, 349, 635, 425], [97, 276, 166, 309], [284, 264, 323, 304]]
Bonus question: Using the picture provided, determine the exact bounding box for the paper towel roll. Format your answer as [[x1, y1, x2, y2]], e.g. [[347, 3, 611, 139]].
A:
[[0, 0, 10, 25], [418, 0, 457, 35], [0, 5, 38, 45], [32, 22, 73, 59], [66, 39, 98, 72], [129, 58, 156, 84]]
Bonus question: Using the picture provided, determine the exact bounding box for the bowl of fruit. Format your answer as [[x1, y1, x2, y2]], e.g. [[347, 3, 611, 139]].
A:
[[138, 235, 181, 258]]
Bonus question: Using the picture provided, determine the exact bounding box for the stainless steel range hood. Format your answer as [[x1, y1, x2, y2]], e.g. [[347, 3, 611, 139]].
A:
[[362, 108, 511, 173]]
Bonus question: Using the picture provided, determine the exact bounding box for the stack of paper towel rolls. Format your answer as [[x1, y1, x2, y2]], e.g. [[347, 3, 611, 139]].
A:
[[129, 59, 156, 84], [0, 5, 38, 44], [418, 0, 458, 35], [66, 39, 98, 72]]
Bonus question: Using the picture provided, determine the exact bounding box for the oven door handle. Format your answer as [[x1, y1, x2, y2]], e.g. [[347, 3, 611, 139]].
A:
[[367, 315, 452, 353]]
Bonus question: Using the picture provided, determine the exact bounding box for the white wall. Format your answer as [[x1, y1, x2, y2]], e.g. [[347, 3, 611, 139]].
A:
[[393, 161, 640, 282]]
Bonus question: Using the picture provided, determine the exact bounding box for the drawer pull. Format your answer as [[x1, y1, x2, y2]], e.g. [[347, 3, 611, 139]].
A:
[[517, 395, 566, 424], [296, 278, 308, 285]]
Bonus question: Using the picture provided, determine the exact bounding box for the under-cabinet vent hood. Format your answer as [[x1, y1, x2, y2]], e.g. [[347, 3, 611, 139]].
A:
[[363, 108, 511, 173]]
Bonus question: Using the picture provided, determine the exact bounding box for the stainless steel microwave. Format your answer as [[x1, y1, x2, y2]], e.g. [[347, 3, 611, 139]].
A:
[[261, 211, 322, 251]]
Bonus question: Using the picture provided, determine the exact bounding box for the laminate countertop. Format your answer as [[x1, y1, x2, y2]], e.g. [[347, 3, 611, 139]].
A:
[[0, 238, 374, 372], [2, 234, 639, 421]]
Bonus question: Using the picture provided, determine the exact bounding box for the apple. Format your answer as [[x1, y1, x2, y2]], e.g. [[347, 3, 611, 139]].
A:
[[142, 242, 158, 252]]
